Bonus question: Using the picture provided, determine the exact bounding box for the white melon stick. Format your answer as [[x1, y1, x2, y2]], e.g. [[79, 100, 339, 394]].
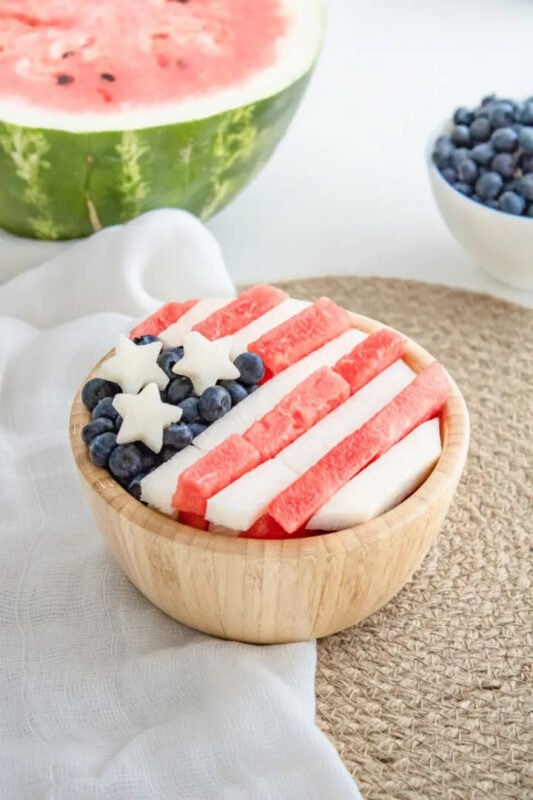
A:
[[194, 328, 367, 452], [140, 446, 204, 515], [277, 360, 416, 475], [306, 418, 442, 530], [227, 298, 310, 359], [205, 459, 298, 531], [159, 298, 231, 347]]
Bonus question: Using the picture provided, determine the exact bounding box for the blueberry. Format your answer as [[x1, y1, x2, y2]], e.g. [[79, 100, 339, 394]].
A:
[[485, 199, 500, 210], [162, 422, 193, 451], [127, 473, 146, 501], [475, 171, 504, 200], [489, 102, 515, 129], [451, 125, 470, 146], [519, 154, 533, 174], [108, 444, 143, 484], [457, 158, 478, 184], [470, 117, 492, 142], [82, 417, 114, 444], [198, 386, 232, 423], [161, 447, 178, 463], [136, 442, 160, 472], [157, 346, 184, 378], [491, 127, 518, 152], [515, 175, 533, 201], [89, 432, 117, 467], [451, 148, 471, 170], [518, 127, 533, 153], [471, 143, 495, 166], [528, 204, 533, 217], [499, 191, 526, 215], [491, 152, 516, 179], [518, 101, 533, 125], [233, 352, 265, 385], [247, 384, 259, 394], [133, 334, 161, 345], [481, 93, 496, 107], [453, 107, 474, 126], [432, 137, 454, 168], [81, 378, 121, 412], [188, 422, 207, 438], [114, 414, 123, 432], [454, 181, 473, 196], [92, 396, 121, 423], [219, 379, 248, 405], [167, 375, 194, 404], [178, 396, 200, 423]]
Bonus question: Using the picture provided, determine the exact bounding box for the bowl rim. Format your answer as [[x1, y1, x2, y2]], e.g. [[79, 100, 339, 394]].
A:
[[69, 308, 470, 560], [426, 118, 533, 223]]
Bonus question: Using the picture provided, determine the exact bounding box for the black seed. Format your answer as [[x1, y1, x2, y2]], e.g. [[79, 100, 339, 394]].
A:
[[56, 74, 74, 85], [61, 51, 75, 59], [100, 72, 116, 82]]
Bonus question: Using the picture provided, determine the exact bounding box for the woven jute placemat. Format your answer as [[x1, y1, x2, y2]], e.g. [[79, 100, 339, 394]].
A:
[[277, 276, 532, 800]]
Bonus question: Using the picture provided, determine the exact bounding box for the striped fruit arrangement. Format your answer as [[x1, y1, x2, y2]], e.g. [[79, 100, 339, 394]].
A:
[[0, 0, 324, 239], [79, 285, 450, 539]]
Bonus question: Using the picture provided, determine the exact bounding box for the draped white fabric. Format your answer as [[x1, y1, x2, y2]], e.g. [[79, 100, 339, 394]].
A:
[[0, 210, 361, 800]]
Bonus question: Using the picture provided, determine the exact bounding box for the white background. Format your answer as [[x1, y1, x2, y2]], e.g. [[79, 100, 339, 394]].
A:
[[209, 0, 533, 307]]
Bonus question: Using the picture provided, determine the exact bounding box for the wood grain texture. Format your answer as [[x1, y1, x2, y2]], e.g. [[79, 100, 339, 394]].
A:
[[69, 310, 469, 643]]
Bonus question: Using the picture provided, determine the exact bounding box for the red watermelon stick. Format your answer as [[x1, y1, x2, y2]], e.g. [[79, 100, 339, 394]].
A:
[[333, 328, 406, 394], [129, 299, 198, 340], [174, 435, 261, 516], [240, 515, 310, 540], [269, 361, 449, 534], [193, 284, 287, 340], [248, 297, 351, 375], [243, 366, 350, 460]]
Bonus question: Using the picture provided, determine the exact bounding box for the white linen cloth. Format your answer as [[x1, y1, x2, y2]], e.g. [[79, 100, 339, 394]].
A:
[[0, 210, 361, 800]]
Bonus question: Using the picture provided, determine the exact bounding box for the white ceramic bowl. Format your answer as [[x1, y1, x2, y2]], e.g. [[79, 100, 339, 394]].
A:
[[427, 125, 533, 291]]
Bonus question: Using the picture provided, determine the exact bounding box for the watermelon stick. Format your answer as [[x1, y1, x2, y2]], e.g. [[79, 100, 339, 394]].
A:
[[174, 435, 261, 516], [333, 328, 406, 394], [243, 366, 350, 460], [193, 284, 287, 340], [269, 361, 450, 534], [129, 299, 198, 340], [248, 297, 351, 375]]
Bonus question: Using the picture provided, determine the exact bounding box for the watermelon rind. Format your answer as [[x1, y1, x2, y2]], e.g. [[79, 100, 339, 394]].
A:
[[0, 3, 324, 240]]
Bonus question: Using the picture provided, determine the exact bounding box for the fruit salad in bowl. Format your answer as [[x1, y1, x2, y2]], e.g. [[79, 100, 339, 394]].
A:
[[427, 94, 533, 290], [70, 285, 469, 643]]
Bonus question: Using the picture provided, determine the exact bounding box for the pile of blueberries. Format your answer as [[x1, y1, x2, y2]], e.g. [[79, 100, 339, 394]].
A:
[[432, 95, 533, 216], [80, 334, 264, 499]]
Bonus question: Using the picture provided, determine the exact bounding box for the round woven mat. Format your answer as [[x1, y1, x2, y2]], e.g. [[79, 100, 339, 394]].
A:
[[278, 277, 532, 800]]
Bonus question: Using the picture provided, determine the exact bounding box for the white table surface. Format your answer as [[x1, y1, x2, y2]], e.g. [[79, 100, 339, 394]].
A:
[[1, 0, 532, 308], [208, 0, 533, 308]]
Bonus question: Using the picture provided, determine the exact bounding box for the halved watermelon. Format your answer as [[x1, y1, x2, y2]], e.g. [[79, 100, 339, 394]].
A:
[[0, 0, 324, 239]]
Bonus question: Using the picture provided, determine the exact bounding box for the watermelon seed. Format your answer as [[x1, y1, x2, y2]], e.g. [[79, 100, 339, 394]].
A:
[[56, 74, 74, 85], [61, 51, 75, 59], [100, 73, 116, 82]]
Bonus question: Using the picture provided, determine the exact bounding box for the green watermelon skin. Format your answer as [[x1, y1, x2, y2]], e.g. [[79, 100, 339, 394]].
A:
[[0, 72, 310, 240]]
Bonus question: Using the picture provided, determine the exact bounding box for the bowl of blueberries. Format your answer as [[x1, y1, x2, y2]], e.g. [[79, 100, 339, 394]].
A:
[[429, 94, 533, 290]]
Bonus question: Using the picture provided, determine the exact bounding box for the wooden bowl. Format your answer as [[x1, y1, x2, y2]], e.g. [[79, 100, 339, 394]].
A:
[[69, 310, 469, 644]]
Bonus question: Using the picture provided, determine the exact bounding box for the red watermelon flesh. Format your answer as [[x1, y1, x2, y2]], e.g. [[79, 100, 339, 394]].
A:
[[243, 366, 350, 460], [193, 285, 287, 341], [0, 1, 288, 113], [129, 300, 198, 340], [333, 328, 406, 394], [174, 434, 261, 516], [249, 297, 351, 375], [240, 515, 310, 540], [269, 361, 450, 533], [179, 511, 209, 532]]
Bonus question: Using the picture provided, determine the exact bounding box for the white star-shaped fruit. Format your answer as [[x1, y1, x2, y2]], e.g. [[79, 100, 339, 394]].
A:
[[99, 334, 168, 394], [113, 383, 182, 453], [172, 331, 240, 395]]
